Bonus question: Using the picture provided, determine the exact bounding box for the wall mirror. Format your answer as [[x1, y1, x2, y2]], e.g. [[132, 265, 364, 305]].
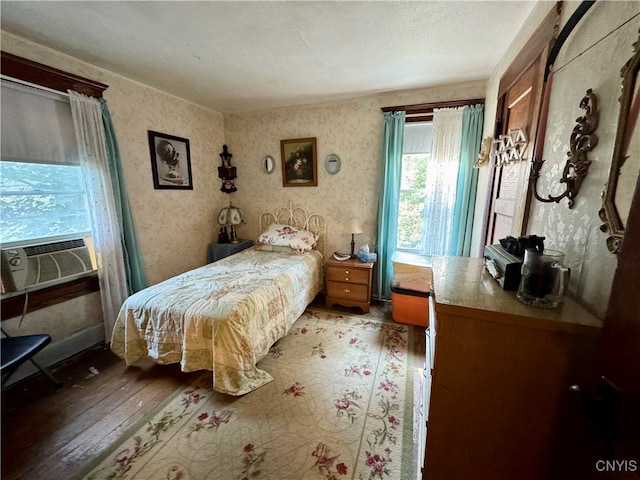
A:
[[325, 154, 340, 174], [599, 29, 640, 254], [262, 155, 275, 174]]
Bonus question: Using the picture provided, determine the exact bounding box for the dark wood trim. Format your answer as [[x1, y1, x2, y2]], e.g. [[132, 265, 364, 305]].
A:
[[480, 94, 505, 254], [0, 53, 105, 316], [498, 2, 561, 97], [481, 2, 561, 250], [545, 0, 595, 82], [1, 51, 108, 97], [1, 275, 100, 321], [381, 98, 485, 114], [406, 115, 434, 123], [518, 52, 548, 235]]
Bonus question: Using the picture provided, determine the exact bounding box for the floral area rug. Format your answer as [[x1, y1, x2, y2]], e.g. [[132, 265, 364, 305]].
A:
[[80, 308, 422, 480]]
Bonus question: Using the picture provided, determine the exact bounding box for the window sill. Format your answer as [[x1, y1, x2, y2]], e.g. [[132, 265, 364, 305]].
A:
[[1, 273, 100, 321]]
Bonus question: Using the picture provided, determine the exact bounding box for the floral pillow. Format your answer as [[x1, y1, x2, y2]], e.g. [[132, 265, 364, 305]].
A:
[[257, 223, 319, 253]]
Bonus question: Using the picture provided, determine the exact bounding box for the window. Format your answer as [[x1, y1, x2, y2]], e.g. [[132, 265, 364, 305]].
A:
[[0, 162, 91, 243], [0, 53, 106, 317], [0, 79, 91, 245], [397, 122, 432, 252]]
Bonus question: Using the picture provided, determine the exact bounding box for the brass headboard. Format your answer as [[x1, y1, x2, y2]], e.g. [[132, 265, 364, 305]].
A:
[[259, 202, 326, 257]]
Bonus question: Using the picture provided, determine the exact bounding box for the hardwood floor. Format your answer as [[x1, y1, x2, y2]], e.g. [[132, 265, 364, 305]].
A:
[[1, 343, 202, 480], [1, 301, 397, 480]]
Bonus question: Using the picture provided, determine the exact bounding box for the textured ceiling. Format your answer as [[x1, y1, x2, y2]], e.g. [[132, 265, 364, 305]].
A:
[[0, 1, 537, 113]]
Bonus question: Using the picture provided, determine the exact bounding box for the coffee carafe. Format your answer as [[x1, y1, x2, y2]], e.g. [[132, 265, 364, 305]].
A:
[[516, 249, 569, 308]]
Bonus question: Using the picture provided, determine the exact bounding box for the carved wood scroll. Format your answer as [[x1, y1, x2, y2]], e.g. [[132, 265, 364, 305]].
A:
[[531, 88, 599, 209]]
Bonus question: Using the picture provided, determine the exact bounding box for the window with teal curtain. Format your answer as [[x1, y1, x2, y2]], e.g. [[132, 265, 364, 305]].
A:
[[450, 104, 484, 256], [100, 99, 148, 294], [419, 107, 464, 256], [375, 111, 405, 301]]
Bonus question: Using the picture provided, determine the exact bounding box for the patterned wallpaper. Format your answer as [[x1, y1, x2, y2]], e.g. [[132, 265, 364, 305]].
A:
[[224, 82, 486, 258], [4, 0, 635, 340], [474, 1, 640, 318], [1, 31, 226, 287], [527, 2, 639, 317], [1, 32, 225, 342]]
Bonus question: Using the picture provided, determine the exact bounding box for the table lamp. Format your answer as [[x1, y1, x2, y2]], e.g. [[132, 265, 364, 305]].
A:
[[349, 219, 363, 257], [217, 202, 246, 244]]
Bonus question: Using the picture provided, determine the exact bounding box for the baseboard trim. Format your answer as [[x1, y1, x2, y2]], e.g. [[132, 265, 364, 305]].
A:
[[3, 324, 105, 386]]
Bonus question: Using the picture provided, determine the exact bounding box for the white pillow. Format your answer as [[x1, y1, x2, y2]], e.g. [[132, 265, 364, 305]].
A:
[[257, 223, 318, 253]]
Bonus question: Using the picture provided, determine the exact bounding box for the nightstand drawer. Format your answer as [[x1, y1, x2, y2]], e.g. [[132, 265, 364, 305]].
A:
[[326, 266, 370, 284], [326, 281, 369, 301]]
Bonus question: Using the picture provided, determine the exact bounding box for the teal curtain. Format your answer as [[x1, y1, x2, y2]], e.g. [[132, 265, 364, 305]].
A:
[[100, 99, 148, 293], [450, 104, 484, 256], [375, 111, 405, 301]]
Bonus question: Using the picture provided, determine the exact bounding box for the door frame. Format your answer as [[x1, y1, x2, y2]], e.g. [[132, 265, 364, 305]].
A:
[[480, 3, 561, 251]]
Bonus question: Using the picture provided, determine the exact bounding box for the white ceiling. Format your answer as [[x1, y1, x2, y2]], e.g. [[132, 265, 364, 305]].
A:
[[0, 1, 537, 113]]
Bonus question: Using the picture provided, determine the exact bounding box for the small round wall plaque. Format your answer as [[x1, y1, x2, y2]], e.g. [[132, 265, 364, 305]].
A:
[[262, 155, 275, 174], [325, 154, 340, 174]]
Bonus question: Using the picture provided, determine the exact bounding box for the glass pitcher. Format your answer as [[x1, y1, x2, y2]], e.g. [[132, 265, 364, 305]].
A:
[[516, 249, 569, 308]]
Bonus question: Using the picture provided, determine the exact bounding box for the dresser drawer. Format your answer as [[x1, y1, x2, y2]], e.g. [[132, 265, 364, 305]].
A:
[[326, 281, 369, 301], [326, 266, 370, 284]]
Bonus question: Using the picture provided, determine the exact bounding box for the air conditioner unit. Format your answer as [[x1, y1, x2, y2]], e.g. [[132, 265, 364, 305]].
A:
[[1, 237, 97, 292]]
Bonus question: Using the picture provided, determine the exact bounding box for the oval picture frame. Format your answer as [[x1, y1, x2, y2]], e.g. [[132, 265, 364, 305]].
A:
[[325, 154, 341, 174], [262, 155, 275, 174]]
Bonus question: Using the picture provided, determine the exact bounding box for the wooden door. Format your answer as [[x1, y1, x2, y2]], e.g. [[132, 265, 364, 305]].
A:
[[482, 5, 559, 248], [486, 61, 543, 244], [548, 175, 640, 479]]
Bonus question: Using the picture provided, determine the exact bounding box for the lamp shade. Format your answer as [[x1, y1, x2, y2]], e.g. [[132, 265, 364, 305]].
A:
[[348, 219, 363, 235], [217, 202, 246, 226]]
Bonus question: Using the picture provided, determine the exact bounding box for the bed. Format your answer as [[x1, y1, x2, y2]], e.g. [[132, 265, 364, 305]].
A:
[[110, 203, 326, 395]]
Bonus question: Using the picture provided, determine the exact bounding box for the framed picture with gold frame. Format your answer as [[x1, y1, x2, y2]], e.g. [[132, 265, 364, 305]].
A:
[[280, 137, 318, 187]]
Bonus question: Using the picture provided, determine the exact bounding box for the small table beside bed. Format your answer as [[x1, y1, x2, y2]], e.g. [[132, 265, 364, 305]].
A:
[[110, 203, 326, 396]]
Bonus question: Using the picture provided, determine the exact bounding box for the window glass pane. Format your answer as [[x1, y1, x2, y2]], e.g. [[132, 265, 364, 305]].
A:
[[400, 154, 429, 190], [398, 152, 429, 251], [0, 161, 91, 243], [397, 191, 425, 250]]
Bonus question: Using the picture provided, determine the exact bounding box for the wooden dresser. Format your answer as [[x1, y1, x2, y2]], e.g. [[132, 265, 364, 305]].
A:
[[424, 256, 602, 480], [325, 257, 373, 313]]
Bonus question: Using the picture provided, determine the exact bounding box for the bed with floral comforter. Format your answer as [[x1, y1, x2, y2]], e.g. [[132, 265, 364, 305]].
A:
[[110, 246, 324, 395]]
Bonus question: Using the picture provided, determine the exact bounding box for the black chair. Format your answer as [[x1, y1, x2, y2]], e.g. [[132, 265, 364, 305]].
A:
[[1, 327, 62, 389]]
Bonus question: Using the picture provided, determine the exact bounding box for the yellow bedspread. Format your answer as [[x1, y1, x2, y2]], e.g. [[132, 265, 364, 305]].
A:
[[110, 247, 324, 395]]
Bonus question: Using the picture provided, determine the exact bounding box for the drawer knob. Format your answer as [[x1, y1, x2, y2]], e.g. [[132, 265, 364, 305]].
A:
[[344, 277, 350, 281], [343, 288, 351, 294], [345, 270, 350, 274]]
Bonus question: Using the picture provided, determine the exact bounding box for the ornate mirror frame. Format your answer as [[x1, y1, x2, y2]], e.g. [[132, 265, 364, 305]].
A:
[[599, 29, 640, 254]]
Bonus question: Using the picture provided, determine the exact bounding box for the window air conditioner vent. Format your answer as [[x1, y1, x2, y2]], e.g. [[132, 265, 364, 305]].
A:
[[23, 239, 87, 256], [1, 238, 96, 292]]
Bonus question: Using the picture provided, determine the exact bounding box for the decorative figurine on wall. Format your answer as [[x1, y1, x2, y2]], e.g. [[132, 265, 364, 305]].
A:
[[218, 144, 237, 193]]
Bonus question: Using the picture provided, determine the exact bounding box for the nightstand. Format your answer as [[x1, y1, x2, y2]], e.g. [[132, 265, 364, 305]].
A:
[[325, 257, 374, 313], [207, 239, 253, 263]]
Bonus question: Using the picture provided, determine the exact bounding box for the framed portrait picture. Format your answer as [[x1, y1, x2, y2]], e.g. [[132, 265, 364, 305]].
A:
[[148, 130, 193, 190], [280, 137, 318, 187]]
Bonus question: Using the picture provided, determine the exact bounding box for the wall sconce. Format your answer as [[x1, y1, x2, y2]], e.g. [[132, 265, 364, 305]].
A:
[[531, 88, 599, 209], [348, 219, 363, 257], [473, 137, 494, 168], [218, 144, 237, 193], [217, 202, 246, 243]]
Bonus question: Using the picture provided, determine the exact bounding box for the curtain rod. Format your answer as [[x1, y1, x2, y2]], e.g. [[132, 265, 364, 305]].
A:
[[381, 97, 485, 114], [1, 74, 70, 98]]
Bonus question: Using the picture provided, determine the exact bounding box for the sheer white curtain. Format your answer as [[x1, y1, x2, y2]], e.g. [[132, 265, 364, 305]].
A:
[[68, 91, 128, 339], [419, 107, 464, 256]]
